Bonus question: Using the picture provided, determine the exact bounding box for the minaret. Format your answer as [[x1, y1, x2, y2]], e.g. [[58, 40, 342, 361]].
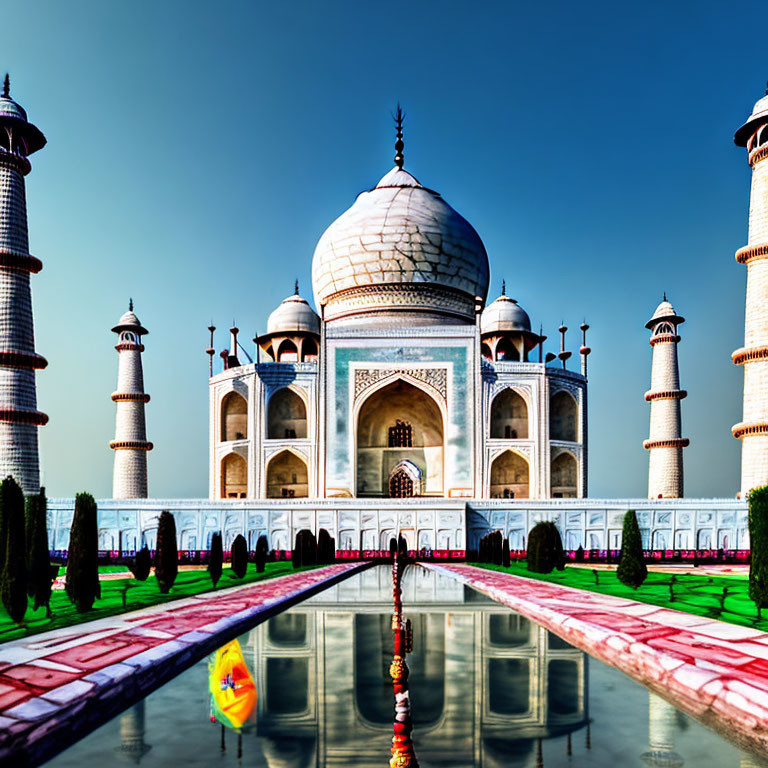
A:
[[110, 301, 152, 498], [733, 83, 768, 496], [640, 693, 683, 768], [0, 76, 48, 494], [644, 297, 688, 498]]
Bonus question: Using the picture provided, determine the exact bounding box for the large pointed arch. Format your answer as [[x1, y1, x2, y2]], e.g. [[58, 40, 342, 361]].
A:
[[489, 449, 530, 499], [490, 388, 529, 439], [550, 451, 577, 498], [550, 390, 578, 441], [267, 386, 308, 439], [221, 391, 247, 442], [221, 452, 247, 498], [266, 448, 308, 498]]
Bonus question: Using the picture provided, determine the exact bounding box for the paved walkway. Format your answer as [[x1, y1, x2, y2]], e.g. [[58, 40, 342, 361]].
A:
[[0, 562, 367, 767], [427, 563, 768, 758]]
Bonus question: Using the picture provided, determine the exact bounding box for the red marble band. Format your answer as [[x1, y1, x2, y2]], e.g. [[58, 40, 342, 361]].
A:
[[0, 251, 42, 273], [579, 346, 591, 355], [732, 421, 768, 439], [732, 346, 768, 365], [643, 438, 689, 450], [649, 334, 680, 346], [110, 440, 153, 451], [115, 343, 145, 352], [644, 389, 687, 402], [0, 350, 48, 369], [111, 392, 150, 403], [0, 409, 48, 426], [735, 243, 768, 265]]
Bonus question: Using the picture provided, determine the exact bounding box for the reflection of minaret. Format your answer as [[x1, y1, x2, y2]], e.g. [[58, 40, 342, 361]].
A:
[[640, 693, 683, 768], [115, 701, 151, 763]]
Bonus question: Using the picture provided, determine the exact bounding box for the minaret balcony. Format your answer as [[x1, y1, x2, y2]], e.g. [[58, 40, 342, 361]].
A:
[[644, 389, 687, 402]]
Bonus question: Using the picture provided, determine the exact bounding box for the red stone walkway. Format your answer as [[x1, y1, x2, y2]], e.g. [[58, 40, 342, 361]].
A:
[[427, 563, 768, 757], [0, 562, 367, 767]]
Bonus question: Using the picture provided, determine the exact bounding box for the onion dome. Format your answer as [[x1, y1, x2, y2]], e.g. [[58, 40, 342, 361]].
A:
[[112, 299, 148, 335], [735, 84, 768, 146], [312, 157, 489, 323], [645, 297, 684, 329], [0, 75, 46, 154], [266, 290, 320, 335], [480, 294, 531, 335]]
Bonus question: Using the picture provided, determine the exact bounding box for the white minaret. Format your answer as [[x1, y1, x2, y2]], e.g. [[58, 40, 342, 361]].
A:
[[0, 76, 48, 494], [644, 297, 688, 498], [110, 301, 152, 498], [733, 84, 768, 496]]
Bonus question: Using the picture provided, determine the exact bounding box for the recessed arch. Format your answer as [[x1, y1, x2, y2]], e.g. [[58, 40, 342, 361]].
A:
[[221, 452, 247, 498], [266, 449, 308, 498], [495, 337, 520, 362], [221, 391, 247, 442], [267, 387, 307, 439], [490, 388, 529, 439], [550, 390, 578, 441], [550, 451, 577, 498], [489, 450, 529, 499], [302, 338, 318, 361], [276, 338, 298, 362], [355, 377, 444, 497]]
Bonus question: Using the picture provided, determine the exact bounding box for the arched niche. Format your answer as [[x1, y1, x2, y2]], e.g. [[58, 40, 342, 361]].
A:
[[276, 338, 298, 362], [495, 337, 520, 362], [267, 388, 307, 439], [490, 389, 529, 439], [356, 378, 444, 497], [221, 452, 247, 498], [489, 450, 529, 499], [266, 449, 308, 498], [221, 391, 247, 442], [550, 452, 577, 498], [302, 338, 318, 361], [550, 390, 578, 441]]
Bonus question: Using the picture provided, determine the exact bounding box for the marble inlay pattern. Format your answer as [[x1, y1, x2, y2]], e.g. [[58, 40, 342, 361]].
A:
[[353, 366, 447, 400]]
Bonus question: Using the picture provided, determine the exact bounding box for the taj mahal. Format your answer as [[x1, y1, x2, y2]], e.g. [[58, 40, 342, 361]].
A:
[[1, 80, 767, 554]]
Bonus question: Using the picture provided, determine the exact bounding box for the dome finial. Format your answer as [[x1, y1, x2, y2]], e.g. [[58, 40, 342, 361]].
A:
[[663, 291, 667, 302], [129, 297, 133, 312], [294, 279, 299, 295], [501, 279, 506, 296], [2, 74, 9, 99], [393, 103, 405, 169]]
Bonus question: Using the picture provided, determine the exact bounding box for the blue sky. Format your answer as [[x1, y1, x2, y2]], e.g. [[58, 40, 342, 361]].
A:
[[0, 0, 762, 498]]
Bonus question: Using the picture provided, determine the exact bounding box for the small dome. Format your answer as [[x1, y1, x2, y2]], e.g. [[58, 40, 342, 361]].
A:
[[0, 96, 27, 122], [735, 90, 768, 146], [312, 165, 490, 322], [112, 306, 148, 335], [481, 294, 531, 335], [0, 78, 46, 154], [266, 293, 320, 335], [646, 299, 684, 329]]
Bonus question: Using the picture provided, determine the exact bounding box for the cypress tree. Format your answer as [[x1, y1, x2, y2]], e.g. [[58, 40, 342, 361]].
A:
[[66, 492, 101, 612], [209, 532, 223, 586], [502, 537, 511, 568], [255, 535, 268, 573], [318, 529, 333, 564], [398, 535, 408, 559], [25, 489, 53, 614], [129, 546, 151, 581], [389, 538, 397, 559], [493, 531, 503, 565], [292, 531, 303, 569], [749, 487, 768, 618], [1, 477, 26, 623], [154, 510, 178, 594], [526, 522, 565, 574], [231, 534, 248, 578], [617, 510, 648, 589]]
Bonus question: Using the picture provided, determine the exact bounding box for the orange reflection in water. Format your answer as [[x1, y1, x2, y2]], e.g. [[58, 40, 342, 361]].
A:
[[208, 639, 257, 731]]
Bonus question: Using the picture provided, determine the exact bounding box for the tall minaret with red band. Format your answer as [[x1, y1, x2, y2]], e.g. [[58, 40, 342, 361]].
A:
[[0, 75, 48, 494], [110, 301, 152, 498]]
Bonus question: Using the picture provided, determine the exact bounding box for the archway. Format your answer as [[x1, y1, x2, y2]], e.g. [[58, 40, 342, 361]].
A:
[[268, 388, 307, 439], [388, 460, 421, 498], [490, 389, 529, 439], [266, 450, 308, 498], [276, 339, 298, 362], [221, 392, 247, 441], [550, 452, 577, 497], [550, 390, 578, 441], [356, 378, 444, 497], [489, 450, 529, 498], [220, 452, 247, 498]]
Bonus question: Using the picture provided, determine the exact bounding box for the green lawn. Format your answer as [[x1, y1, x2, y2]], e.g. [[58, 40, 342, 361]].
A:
[[471, 562, 767, 632], [0, 562, 317, 644]]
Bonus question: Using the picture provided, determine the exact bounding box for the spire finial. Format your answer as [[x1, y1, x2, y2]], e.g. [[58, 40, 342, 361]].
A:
[[129, 297, 133, 312], [2, 74, 9, 99], [663, 291, 667, 302], [393, 103, 405, 169], [294, 279, 299, 295], [501, 279, 506, 296]]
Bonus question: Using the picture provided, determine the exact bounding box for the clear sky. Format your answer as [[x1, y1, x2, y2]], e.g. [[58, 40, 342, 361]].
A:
[[0, 0, 763, 499]]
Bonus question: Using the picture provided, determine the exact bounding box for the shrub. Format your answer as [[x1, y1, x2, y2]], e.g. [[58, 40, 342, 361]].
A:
[[129, 546, 151, 581], [318, 529, 335, 565], [398, 535, 408, 559], [749, 487, 768, 618], [26, 488, 53, 614], [574, 545, 585, 563], [209, 532, 223, 587], [526, 522, 565, 574], [154, 510, 178, 594], [65, 492, 101, 612], [231, 534, 248, 578], [389, 538, 397, 559], [617, 510, 647, 589], [255, 535, 268, 573], [502, 537, 511, 568], [0, 477, 26, 623]]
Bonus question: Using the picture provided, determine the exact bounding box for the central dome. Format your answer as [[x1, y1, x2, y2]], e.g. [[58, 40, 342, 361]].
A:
[[311, 166, 490, 324]]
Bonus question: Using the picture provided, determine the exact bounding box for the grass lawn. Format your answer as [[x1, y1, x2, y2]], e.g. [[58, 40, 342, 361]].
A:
[[0, 561, 318, 644], [471, 561, 768, 632]]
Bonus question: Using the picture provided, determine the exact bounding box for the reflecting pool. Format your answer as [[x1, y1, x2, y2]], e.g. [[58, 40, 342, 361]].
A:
[[46, 566, 767, 767]]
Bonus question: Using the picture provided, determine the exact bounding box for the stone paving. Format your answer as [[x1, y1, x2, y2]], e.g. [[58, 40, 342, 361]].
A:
[[427, 563, 768, 757], [0, 562, 367, 768]]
